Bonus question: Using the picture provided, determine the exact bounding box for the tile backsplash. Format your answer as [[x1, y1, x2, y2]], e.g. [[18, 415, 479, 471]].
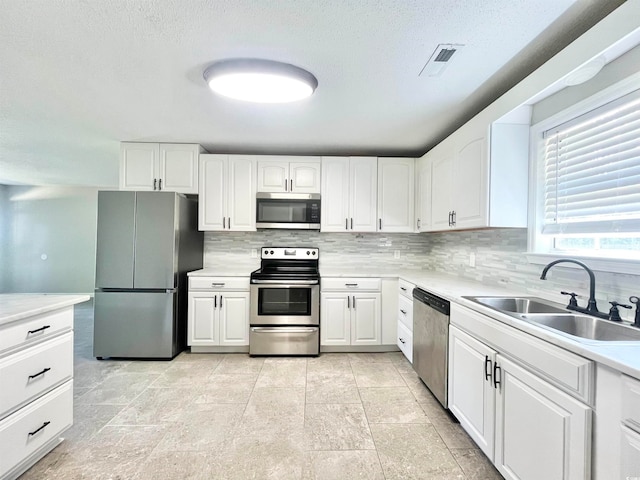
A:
[[204, 228, 640, 320]]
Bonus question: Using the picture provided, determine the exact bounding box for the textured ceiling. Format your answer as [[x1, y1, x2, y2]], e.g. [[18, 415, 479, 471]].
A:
[[0, 0, 625, 186]]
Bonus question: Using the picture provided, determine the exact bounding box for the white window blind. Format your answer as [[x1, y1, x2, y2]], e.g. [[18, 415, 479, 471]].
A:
[[542, 88, 640, 235]]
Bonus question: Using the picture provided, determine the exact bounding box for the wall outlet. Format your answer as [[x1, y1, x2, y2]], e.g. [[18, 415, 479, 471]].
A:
[[469, 252, 476, 267], [250, 249, 257, 258], [394, 250, 401, 259]]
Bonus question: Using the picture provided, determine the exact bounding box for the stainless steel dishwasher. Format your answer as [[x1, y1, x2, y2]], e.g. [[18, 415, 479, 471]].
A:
[[412, 287, 451, 408]]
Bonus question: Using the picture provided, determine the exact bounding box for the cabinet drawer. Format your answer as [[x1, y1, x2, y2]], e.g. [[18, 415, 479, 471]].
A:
[[622, 374, 640, 432], [397, 321, 413, 363], [398, 279, 415, 299], [0, 333, 73, 420], [398, 295, 413, 330], [0, 308, 73, 357], [321, 278, 381, 291], [189, 277, 249, 291], [451, 303, 593, 404], [0, 380, 73, 479]]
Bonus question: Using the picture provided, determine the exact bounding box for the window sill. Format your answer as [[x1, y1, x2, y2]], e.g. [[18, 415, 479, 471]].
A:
[[526, 253, 640, 276]]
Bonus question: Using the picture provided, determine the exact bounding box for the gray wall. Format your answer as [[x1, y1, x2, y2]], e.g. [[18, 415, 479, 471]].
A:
[[0, 185, 9, 292], [1, 185, 98, 294]]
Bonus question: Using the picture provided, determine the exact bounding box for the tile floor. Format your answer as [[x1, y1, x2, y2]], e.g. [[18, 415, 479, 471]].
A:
[[20, 301, 502, 480]]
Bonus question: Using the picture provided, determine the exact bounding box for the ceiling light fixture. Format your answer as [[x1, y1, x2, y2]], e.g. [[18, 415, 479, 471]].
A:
[[203, 58, 318, 103]]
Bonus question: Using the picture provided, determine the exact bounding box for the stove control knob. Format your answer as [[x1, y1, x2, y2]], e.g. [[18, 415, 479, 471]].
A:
[[263, 249, 268, 255], [312, 251, 316, 255], [270, 250, 274, 255], [306, 251, 310, 255]]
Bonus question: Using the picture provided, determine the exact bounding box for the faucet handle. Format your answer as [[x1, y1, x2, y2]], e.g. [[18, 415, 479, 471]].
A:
[[561, 291, 579, 307], [609, 301, 632, 322]]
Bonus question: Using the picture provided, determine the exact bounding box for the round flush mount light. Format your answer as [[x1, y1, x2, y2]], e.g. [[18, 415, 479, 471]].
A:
[[203, 58, 318, 103], [563, 55, 606, 86]]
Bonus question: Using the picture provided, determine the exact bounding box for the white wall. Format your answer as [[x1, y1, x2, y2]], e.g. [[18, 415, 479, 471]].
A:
[[1, 185, 98, 294]]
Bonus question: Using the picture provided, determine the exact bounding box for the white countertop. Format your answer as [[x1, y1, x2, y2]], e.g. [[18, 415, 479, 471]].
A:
[[188, 266, 256, 277], [187, 266, 640, 379], [0, 294, 90, 327]]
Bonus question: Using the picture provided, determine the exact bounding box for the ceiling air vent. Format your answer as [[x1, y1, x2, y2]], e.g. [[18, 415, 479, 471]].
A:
[[419, 44, 464, 77]]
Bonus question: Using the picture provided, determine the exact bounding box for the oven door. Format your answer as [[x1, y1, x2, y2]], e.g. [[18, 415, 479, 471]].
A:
[[250, 283, 319, 326]]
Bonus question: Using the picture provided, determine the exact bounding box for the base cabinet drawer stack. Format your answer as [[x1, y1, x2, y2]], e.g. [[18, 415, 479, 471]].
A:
[[0, 307, 74, 480], [449, 304, 592, 480], [188, 276, 250, 351], [397, 279, 415, 362]]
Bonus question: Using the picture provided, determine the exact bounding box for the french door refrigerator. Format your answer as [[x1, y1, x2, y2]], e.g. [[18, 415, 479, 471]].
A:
[[93, 191, 203, 359]]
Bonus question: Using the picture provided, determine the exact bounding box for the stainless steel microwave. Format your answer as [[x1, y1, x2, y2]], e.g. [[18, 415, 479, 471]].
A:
[[256, 192, 321, 230]]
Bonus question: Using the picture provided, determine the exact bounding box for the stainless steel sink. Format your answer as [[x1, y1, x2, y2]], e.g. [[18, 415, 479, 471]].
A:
[[520, 314, 640, 342], [464, 295, 640, 342], [464, 296, 568, 314]]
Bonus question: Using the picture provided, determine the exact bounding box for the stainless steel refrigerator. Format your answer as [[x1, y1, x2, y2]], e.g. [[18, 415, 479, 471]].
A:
[[93, 191, 203, 359]]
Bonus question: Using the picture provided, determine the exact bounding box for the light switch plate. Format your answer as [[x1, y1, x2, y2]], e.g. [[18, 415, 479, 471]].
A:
[[394, 250, 401, 259]]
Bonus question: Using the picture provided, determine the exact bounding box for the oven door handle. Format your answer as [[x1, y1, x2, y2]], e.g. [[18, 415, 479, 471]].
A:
[[250, 327, 318, 333], [251, 280, 319, 285]]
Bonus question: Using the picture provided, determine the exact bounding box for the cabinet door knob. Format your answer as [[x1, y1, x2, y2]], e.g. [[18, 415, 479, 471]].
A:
[[400, 309, 407, 315]]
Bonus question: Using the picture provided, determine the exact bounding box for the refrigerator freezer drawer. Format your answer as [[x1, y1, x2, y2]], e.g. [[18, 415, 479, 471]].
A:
[[93, 291, 179, 359], [249, 327, 319, 356]]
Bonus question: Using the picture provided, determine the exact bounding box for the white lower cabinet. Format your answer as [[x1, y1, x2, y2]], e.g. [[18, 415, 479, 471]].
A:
[[621, 425, 640, 478], [449, 305, 592, 480], [494, 355, 591, 480], [320, 278, 381, 347], [396, 278, 415, 362], [0, 305, 76, 480], [320, 292, 381, 346], [188, 277, 250, 349]]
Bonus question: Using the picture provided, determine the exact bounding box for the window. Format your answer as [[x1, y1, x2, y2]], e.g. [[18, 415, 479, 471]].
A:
[[530, 81, 640, 265]]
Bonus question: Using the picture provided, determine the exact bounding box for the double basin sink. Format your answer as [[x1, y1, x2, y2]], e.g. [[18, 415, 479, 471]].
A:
[[464, 296, 640, 343]]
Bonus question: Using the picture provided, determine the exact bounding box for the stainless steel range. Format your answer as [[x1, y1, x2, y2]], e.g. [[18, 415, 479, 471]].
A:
[[250, 247, 320, 356]]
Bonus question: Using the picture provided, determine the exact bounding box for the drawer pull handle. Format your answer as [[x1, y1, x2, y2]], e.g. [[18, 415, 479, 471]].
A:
[[400, 287, 407, 291], [28, 421, 50, 437], [399, 337, 405, 344], [400, 309, 407, 315], [493, 363, 501, 389], [345, 283, 358, 287], [211, 283, 225, 287], [484, 356, 492, 381], [28, 325, 51, 335], [28, 367, 51, 380]]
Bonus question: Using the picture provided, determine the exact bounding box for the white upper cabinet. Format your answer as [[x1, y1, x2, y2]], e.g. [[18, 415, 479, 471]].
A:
[[415, 155, 432, 232], [377, 158, 415, 232], [321, 157, 377, 232], [120, 142, 202, 194], [423, 117, 528, 231], [257, 156, 321, 193], [199, 154, 256, 231]]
